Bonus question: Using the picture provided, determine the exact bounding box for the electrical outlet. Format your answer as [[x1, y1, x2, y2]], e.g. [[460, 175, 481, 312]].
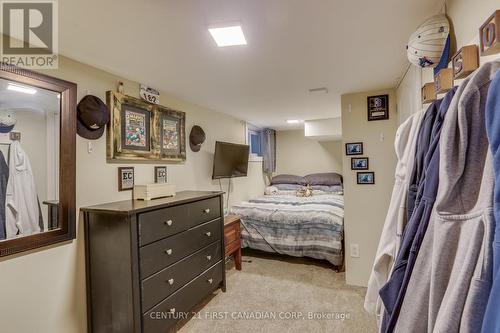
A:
[[87, 141, 94, 154], [350, 244, 360, 258]]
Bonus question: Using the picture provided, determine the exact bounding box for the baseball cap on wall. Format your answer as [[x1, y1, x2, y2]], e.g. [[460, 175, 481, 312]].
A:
[[77, 95, 109, 140], [407, 14, 450, 74], [0, 111, 16, 133]]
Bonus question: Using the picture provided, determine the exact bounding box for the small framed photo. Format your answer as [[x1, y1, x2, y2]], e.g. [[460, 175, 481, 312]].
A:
[[118, 167, 135, 191], [367, 94, 389, 121], [154, 166, 168, 183], [357, 172, 375, 185], [346, 142, 363, 156], [351, 157, 369, 170]]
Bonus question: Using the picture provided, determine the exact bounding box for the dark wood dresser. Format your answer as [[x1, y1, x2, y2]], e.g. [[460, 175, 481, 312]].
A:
[[82, 191, 225, 333]]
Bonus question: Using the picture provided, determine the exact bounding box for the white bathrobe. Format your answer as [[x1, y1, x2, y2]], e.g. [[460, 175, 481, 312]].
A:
[[364, 108, 425, 325], [5, 141, 40, 237]]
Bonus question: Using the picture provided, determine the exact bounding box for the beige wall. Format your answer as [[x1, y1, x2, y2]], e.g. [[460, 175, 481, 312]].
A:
[[0, 56, 266, 333], [276, 129, 343, 176], [341, 89, 398, 287]]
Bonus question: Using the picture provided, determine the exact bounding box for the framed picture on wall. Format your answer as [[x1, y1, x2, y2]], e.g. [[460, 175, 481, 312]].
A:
[[118, 167, 135, 191], [154, 166, 168, 183], [357, 172, 375, 185], [351, 157, 369, 170], [107, 91, 186, 163], [367, 94, 389, 121], [345, 142, 363, 155], [121, 105, 151, 151]]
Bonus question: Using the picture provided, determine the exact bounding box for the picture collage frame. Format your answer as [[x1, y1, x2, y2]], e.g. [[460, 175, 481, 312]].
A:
[[107, 91, 186, 163]]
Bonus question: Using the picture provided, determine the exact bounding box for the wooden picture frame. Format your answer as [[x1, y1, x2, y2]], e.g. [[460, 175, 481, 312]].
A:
[[351, 157, 369, 170], [367, 94, 389, 121], [118, 167, 135, 191], [345, 142, 363, 156], [107, 91, 186, 163], [0, 63, 77, 257], [154, 166, 167, 183], [357, 172, 375, 185]]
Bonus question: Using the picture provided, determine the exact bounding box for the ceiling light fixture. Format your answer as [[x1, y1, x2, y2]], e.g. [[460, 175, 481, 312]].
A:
[[286, 119, 302, 124], [7, 83, 37, 95], [209, 25, 247, 47]]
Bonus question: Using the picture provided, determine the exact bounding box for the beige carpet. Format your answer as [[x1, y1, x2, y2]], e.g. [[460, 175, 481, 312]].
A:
[[179, 250, 377, 333]]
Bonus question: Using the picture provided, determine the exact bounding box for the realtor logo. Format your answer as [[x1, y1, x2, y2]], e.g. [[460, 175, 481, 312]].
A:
[[1, 1, 58, 68]]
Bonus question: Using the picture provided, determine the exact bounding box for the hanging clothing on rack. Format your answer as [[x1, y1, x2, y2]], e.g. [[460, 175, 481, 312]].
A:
[[393, 61, 499, 333], [380, 86, 457, 333], [481, 67, 500, 333], [364, 107, 425, 324], [5, 141, 40, 237], [0, 151, 8, 240], [406, 99, 440, 221]]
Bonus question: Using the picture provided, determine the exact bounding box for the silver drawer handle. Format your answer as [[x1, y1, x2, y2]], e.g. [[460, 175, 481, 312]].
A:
[[206, 255, 212, 261], [164, 249, 173, 255], [207, 278, 213, 284], [164, 220, 173, 226], [169, 308, 176, 314], [203, 208, 210, 214], [167, 278, 174, 285], [205, 231, 211, 237]]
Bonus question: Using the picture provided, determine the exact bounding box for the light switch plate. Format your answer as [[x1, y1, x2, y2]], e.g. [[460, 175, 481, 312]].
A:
[[350, 244, 360, 258]]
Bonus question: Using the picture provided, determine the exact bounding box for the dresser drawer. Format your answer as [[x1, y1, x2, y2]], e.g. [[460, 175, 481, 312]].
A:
[[140, 219, 221, 278], [139, 204, 189, 246], [188, 197, 221, 228], [141, 241, 222, 313], [143, 262, 223, 333], [139, 197, 221, 246]]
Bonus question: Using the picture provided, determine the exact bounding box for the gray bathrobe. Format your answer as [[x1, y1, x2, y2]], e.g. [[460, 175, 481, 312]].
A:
[[394, 61, 500, 332]]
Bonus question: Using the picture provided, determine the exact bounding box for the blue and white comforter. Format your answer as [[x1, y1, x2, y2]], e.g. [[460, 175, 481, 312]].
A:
[[230, 194, 344, 266]]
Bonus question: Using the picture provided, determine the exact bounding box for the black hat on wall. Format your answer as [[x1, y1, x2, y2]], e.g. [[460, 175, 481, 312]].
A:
[[77, 95, 109, 140], [189, 125, 206, 152]]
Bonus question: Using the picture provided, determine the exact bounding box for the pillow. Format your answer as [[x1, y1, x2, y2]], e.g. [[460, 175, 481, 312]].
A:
[[270, 174, 306, 185], [311, 185, 344, 193], [274, 183, 303, 190], [304, 173, 343, 186]]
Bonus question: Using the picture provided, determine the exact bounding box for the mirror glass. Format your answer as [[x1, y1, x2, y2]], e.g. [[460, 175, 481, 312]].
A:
[[0, 77, 60, 241]]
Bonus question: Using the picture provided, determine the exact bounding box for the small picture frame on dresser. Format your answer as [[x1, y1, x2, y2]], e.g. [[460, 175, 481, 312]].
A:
[[118, 167, 135, 191]]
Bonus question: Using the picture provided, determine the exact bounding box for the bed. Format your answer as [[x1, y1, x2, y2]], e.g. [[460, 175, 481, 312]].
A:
[[230, 173, 344, 269]]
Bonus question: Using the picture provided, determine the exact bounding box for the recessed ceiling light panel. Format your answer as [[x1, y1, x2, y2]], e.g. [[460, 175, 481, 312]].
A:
[[7, 83, 37, 94], [286, 119, 302, 124], [209, 25, 247, 47]]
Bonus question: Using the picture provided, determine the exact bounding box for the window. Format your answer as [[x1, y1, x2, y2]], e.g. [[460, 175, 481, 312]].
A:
[[248, 129, 262, 156], [246, 123, 263, 161]]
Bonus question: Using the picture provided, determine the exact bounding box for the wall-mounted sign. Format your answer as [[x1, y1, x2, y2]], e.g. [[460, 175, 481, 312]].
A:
[[118, 167, 135, 191], [434, 68, 453, 94], [140, 84, 160, 105], [367, 95, 389, 121], [422, 82, 437, 104], [154, 166, 167, 183], [480, 10, 500, 56], [452, 45, 479, 80]]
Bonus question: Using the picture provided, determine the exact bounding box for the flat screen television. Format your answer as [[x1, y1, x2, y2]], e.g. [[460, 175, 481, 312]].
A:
[[212, 141, 250, 179]]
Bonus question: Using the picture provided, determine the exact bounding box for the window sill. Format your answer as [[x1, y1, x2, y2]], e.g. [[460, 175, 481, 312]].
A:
[[249, 155, 263, 162]]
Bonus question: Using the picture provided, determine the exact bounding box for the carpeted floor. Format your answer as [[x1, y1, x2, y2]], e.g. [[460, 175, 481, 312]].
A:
[[178, 250, 377, 333]]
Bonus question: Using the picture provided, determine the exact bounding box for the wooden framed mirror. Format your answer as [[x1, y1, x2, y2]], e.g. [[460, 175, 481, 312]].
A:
[[0, 63, 76, 257]]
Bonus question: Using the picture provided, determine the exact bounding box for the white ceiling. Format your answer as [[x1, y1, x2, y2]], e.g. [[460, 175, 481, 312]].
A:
[[59, 0, 441, 129]]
